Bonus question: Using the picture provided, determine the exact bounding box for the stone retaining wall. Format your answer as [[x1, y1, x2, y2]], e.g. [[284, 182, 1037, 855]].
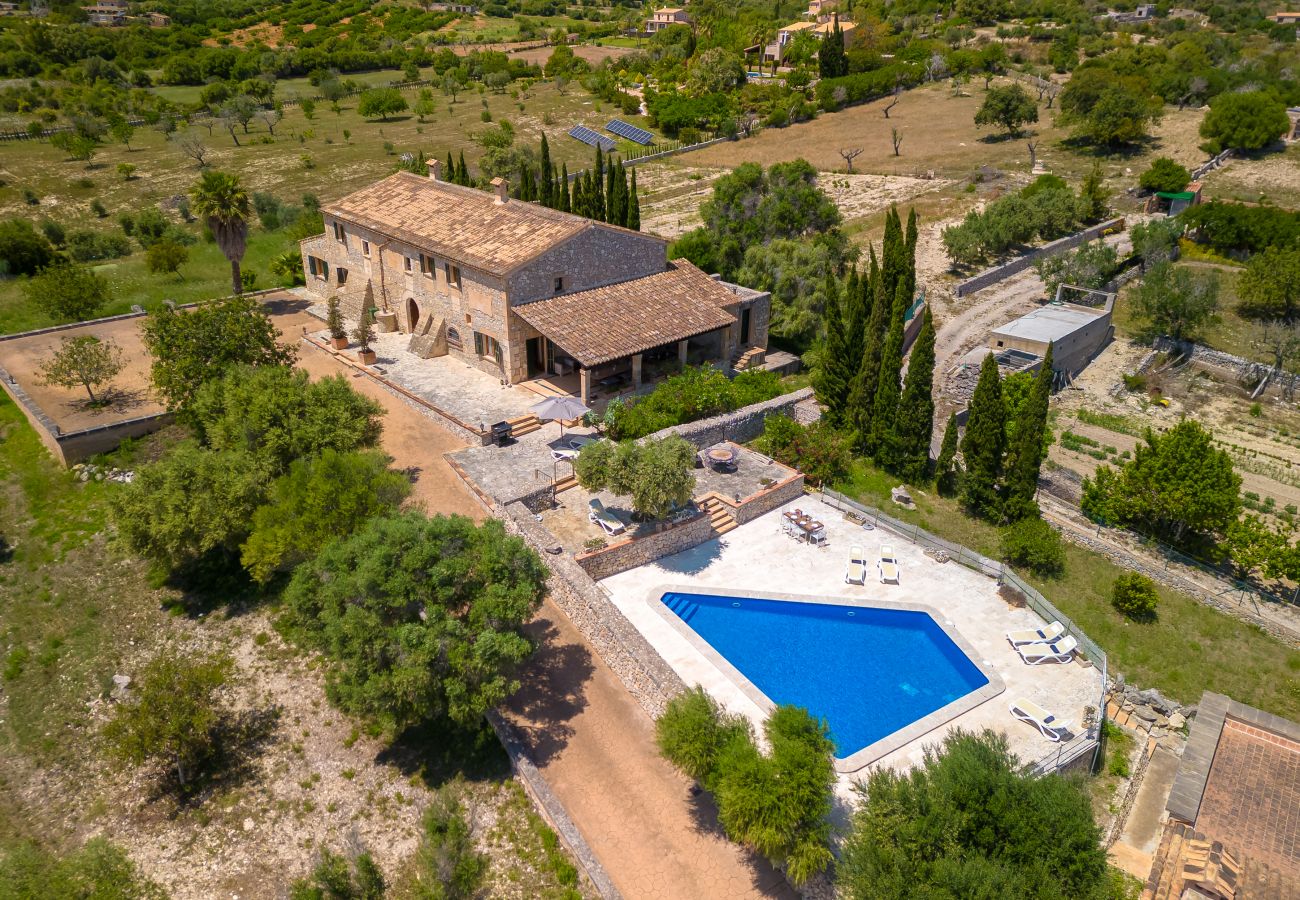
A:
[[954, 218, 1125, 298], [719, 471, 806, 526], [649, 387, 816, 449], [575, 510, 714, 581], [500, 500, 687, 719]]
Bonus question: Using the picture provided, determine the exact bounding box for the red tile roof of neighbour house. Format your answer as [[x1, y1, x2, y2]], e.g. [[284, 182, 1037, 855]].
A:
[[514, 260, 738, 366], [321, 171, 663, 277]]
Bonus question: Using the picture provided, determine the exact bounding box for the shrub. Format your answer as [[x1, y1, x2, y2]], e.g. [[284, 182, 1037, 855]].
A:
[[66, 229, 132, 262], [1139, 157, 1190, 194], [754, 415, 852, 487], [1112, 571, 1159, 621], [23, 263, 111, 322], [0, 218, 55, 276], [603, 366, 785, 440], [1000, 517, 1066, 577], [656, 686, 751, 788], [575, 435, 696, 520]]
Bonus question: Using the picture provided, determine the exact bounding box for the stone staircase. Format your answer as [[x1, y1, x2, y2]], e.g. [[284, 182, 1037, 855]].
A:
[[700, 495, 737, 535], [730, 346, 766, 372], [506, 413, 541, 438]]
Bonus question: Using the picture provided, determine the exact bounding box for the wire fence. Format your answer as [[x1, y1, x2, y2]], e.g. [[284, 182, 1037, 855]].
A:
[[819, 487, 1107, 775]]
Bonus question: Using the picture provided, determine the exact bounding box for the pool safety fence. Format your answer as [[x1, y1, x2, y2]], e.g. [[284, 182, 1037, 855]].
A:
[[818, 487, 1107, 775]]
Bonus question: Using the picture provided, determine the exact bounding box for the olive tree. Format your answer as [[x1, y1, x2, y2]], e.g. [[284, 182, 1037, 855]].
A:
[[38, 335, 125, 404]]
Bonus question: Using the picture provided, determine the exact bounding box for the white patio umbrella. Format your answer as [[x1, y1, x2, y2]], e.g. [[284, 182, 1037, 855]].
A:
[[529, 395, 591, 435]]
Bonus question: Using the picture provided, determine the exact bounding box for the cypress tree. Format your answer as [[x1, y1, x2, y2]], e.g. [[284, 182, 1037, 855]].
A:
[[1002, 344, 1054, 521], [560, 164, 571, 212], [539, 134, 554, 208], [609, 158, 627, 226], [841, 268, 864, 371], [935, 412, 961, 497], [904, 207, 919, 304], [848, 275, 890, 449], [813, 277, 853, 427], [445, 151, 455, 181], [627, 168, 640, 230], [456, 150, 469, 185], [519, 166, 533, 201], [593, 147, 606, 222], [960, 353, 1006, 518], [893, 306, 936, 482], [881, 206, 904, 302], [868, 281, 908, 461], [818, 13, 849, 79]]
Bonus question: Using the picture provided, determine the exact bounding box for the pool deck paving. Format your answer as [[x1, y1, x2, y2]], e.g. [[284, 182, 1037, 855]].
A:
[[600, 495, 1104, 794]]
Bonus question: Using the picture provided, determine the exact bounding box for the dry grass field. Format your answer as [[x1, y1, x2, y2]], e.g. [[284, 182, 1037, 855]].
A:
[[687, 79, 1208, 185]]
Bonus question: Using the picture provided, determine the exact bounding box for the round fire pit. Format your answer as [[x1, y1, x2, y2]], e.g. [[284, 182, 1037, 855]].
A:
[[707, 447, 737, 465]]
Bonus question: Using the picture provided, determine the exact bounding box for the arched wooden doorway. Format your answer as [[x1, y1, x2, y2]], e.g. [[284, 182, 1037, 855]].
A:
[[406, 297, 420, 333]]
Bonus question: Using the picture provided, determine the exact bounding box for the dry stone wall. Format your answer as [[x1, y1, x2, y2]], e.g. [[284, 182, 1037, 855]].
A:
[[954, 218, 1125, 298], [575, 510, 714, 581], [649, 386, 817, 449]]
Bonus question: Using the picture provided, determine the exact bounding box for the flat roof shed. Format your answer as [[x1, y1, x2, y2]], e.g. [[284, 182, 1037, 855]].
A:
[[990, 304, 1105, 346]]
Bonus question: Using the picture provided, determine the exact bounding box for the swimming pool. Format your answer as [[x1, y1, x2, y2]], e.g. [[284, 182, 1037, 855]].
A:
[[657, 589, 1001, 769]]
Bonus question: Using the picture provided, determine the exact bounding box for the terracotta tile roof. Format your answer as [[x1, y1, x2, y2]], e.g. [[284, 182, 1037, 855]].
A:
[[514, 260, 738, 366], [322, 172, 647, 277]]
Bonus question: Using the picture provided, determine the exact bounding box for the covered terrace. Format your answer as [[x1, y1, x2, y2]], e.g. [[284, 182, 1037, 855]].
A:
[[514, 261, 744, 406]]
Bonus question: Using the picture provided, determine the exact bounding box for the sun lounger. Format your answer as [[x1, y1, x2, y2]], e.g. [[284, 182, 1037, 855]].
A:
[[568, 435, 598, 450], [845, 546, 868, 584], [878, 545, 900, 583], [1015, 635, 1078, 665], [588, 498, 626, 536], [1005, 621, 1066, 648], [552, 446, 580, 461], [1010, 698, 1071, 742]]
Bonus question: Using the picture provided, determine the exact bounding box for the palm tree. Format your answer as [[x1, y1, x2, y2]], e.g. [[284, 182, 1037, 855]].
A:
[[189, 170, 251, 296]]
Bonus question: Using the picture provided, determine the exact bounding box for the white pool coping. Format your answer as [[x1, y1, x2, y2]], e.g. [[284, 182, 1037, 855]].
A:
[[648, 584, 1006, 773]]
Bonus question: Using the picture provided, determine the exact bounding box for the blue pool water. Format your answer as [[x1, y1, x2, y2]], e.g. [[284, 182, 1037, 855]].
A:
[[660, 592, 989, 758]]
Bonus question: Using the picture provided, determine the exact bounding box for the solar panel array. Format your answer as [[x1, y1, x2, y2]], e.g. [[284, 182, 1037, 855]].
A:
[[567, 124, 616, 152], [605, 118, 654, 145]]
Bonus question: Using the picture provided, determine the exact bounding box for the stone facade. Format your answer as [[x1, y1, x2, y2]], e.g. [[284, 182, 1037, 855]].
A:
[[712, 471, 805, 526]]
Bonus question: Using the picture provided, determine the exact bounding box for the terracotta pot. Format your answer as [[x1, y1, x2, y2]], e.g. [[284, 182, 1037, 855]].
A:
[[358, 348, 377, 365], [330, 336, 348, 350]]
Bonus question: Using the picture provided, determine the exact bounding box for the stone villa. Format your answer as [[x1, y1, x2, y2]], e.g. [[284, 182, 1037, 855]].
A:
[[299, 162, 771, 405]]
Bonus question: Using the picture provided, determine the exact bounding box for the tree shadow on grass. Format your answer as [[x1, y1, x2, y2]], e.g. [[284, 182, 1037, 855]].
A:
[[151, 705, 283, 810], [157, 550, 275, 620], [376, 716, 512, 789], [497, 617, 594, 766]]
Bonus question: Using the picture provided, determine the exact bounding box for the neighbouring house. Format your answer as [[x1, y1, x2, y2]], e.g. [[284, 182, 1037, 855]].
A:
[[645, 6, 690, 33], [299, 162, 771, 406], [147, 10, 169, 25], [428, 1, 476, 12], [1143, 693, 1300, 899], [988, 296, 1113, 382], [0, 3, 19, 15], [82, 0, 127, 24], [1105, 3, 1157, 22], [753, 17, 857, 66], [805, 0, 837, 18], [1268, 9, 1300, 22]]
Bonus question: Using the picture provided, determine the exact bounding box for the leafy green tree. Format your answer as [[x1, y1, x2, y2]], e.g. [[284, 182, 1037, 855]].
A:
[[146, 239, 190, 278], [839, 729, 1109, 899], [1132, 261, 1220, 340], [112, 443, 268, 568], [974, 83, 1038, 137], [38, 335, 124, 404], [1129, 217, 1183, 270], [189, 169, 251, 295], [656, 686, 752, 788], [575, 435, 696, 520], [1226, 515, 1300, 583], [735, 235, 853, 347], [960, 353, 1005, 518], [1081, 419, 1241, 543], [141, 296, 297, 411], [290, 849, 385, 900], [417, 781, 488, 900], [22, 262, 111, 322], [1199, 91, 1289, 153], [934, 412, 961, 496], [358, 88, 410, 122], [1000, 516, 1065, 577], [1139, 157, 1190, 193], [282, 513, 547, 731], [754, 415, 853, 487], [189, 365, 383, 471], [103, 652, 234, 786], [1002, 345, 1053, 521], [0, 218, 55, 276], [1236, 247, 1300, 323], [818, 15, 849, 79], [0, 838, 167, 900], [241, 449, 410, 583], [686, 47, 747, 96], [1112, 572, 1159, 621], [1035, 239, 1119, 296], [1058, 68, 1161, 147]]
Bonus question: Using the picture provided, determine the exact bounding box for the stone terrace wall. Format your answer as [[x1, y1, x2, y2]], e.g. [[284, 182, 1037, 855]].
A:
[[501, 500, 687, 719], [954, 218, 1125, 298], [720, 471, 805, 525], [650, 386, 816, 449], [575, 510, 713, 581]]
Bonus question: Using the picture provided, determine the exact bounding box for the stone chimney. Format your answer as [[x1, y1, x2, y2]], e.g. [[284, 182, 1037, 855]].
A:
[[426, 159, 442, 181], [491, 177, 509, 204]]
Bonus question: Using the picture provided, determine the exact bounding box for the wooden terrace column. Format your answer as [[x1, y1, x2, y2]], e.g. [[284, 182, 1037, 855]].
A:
[[677, 339, 688, 367], [631, 353, 643, 389], [579, 367, 591, 406]]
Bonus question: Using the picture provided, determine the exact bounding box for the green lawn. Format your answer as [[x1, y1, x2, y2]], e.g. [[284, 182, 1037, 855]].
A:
[[835, 459, 1300, 719]]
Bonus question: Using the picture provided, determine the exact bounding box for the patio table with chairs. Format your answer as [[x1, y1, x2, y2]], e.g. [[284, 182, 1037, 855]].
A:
[[781, 508, 827, 546]]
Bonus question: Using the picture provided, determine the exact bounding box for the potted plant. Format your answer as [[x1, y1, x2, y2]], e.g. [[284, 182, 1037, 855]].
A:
[[354, 307, 377, 365], [326, 297, 348, 350]]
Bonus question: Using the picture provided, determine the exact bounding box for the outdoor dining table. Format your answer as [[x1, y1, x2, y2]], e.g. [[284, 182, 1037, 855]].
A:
[[782, 510, 826, 543]]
